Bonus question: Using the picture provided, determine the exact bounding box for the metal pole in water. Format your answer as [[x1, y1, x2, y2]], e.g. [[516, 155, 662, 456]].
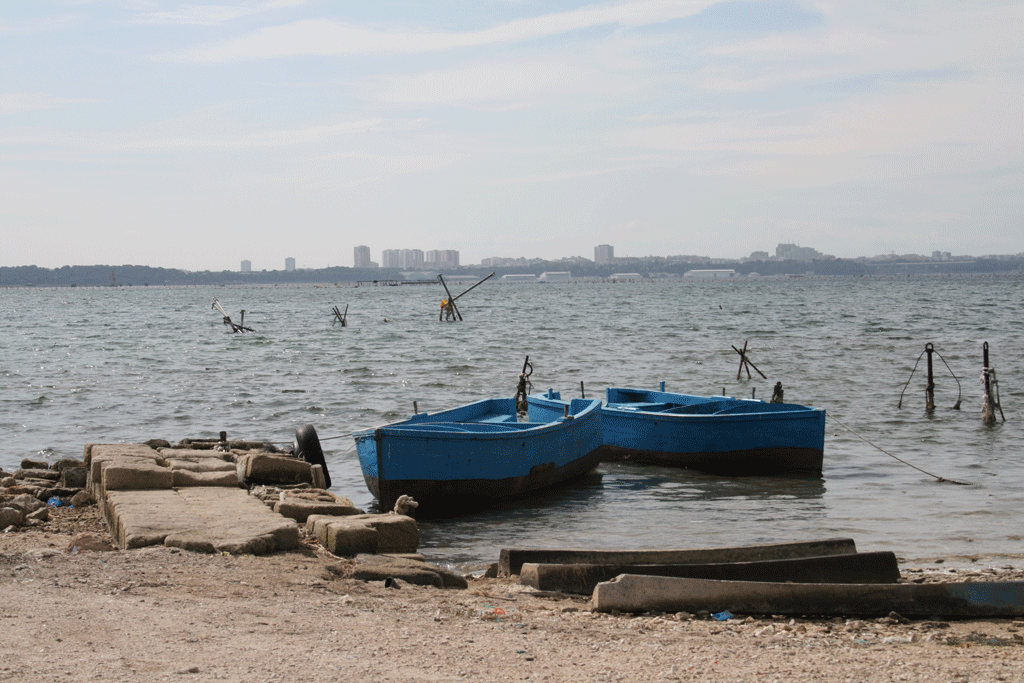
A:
[[925, 343, 935, 411], [982, 342, 996, 425]]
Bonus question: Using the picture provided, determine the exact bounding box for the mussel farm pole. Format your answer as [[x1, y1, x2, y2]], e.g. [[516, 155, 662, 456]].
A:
[[437, 274, 463, 321], [452, 272, 496, 301], [925, 343, 935, 411]]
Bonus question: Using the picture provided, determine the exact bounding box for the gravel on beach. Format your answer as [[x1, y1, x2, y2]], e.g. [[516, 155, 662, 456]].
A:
[[3, 506, 1024, 683]]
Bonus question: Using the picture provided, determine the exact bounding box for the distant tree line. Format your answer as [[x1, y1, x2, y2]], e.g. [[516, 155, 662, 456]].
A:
[[1, 258, 1021, 288]]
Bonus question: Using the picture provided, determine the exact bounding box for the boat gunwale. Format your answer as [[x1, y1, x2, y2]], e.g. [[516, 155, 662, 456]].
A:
[[354, 397, 603, 441]]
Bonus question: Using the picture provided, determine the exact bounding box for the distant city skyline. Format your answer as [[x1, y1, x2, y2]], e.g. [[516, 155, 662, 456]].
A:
[[232, 241, 1019, 273], [5, 2, 1020, 271]]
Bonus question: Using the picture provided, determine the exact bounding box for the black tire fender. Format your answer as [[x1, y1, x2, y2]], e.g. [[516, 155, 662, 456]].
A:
[[293, 424, 331, 488]]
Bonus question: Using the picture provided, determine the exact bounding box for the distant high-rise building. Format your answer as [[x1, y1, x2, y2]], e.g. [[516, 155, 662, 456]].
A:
[[400, 249, 424, 268], [426, 249, 460, 268], [354, 245, 372, 268], [285, 257, 296, 271], [595, 244, 614, 264], [240, 260, 251, 273], [775, 244, 823, 261], [381, 249, 401, 268]]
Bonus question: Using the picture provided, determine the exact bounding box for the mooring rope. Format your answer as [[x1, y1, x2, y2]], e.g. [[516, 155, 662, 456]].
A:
[[262, 430, 354, 447], [896, 347, 962, 409], [318, 432, 354, 441], [827, 414, 970, 485], [934, 348, 963, 409]]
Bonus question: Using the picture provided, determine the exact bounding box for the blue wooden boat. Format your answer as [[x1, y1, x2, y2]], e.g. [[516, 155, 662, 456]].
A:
[[530, 385, 825, 476], [353, 396, 603, 517]]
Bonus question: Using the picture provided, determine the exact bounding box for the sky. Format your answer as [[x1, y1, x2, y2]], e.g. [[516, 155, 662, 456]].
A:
[[2, 1, 1022, 271]]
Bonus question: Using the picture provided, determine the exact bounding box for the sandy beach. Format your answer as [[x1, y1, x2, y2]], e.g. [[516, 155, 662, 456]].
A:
[[2, 505, 1023, 683]]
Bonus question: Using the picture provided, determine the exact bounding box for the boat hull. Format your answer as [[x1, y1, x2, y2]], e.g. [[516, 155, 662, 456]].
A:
[[532, 387, 825, 476], [355, 397, 602, 517], [597, 444, 822, 475], [360, 450, 600, 516]]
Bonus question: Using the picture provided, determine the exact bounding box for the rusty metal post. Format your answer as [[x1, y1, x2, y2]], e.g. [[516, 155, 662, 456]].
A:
[[982, 342, 997, 425], [925, 343, 935, 411]]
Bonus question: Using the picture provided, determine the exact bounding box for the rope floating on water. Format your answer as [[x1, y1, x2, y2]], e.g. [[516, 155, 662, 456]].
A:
[[827, 414, 970, 486]]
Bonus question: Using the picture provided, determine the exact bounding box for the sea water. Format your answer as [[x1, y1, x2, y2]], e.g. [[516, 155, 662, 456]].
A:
[[2, 275, 1022, 569]]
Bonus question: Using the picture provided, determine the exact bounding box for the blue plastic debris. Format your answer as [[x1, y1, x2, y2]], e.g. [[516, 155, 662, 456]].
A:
[[712, 610, 734, 621], [46, 497, 64, 507]]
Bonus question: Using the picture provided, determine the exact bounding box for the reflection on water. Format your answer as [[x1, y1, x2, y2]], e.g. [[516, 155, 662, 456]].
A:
[[419, 463, 830, 567]]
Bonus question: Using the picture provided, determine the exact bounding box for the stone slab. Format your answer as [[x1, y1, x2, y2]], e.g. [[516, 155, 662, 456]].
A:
[[158, 448, 234, 462], [102, 461, 174, 491], [591, 574, 1024, 617], [306, 513, 418, 555], [520, 552, 901, 595], [86, 444, 165, 487], [352, 554, 468, 589], [274, 497, 362, 523], [164, 458, 237, 473], [171, 469, 241, 488], [499, 538, 858, 577], [238, 453, 313, 486], [105, 487, 298, 554]]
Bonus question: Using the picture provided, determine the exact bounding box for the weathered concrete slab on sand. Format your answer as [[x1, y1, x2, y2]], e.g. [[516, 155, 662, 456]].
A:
[[86, 444, 167, 492], [591, 574, 1024, 617], [521, 551, 901, 595], [106, 487, 298, 554], [306, 513, 418, 556], [499, 538, 858, 577]]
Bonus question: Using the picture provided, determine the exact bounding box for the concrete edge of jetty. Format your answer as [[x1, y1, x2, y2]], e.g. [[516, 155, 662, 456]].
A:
[[80, 441, 422, 559]]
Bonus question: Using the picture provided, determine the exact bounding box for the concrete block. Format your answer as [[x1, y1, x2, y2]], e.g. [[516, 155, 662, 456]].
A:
[[102, 461, 173, 491], [165, 458, 236, 474], [273, 492, 362, 523], [351, 554, 468, 589], [311, 513, 418, 555], [105, 487, 298, 554], [238, 453, 312, 486], [158, 448, 232, 462], [356, 514, 419, 553], [327, 524, 380, 556], [87, 444, 165, 486], [351, 564, 443, 587], [171, 469, 240, 488]]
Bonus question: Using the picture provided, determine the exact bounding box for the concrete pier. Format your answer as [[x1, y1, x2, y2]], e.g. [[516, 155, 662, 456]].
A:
[[83, 442, 410, 556]]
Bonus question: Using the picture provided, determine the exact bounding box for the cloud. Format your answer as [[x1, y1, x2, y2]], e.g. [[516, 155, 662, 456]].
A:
[[157, 0, 718, 62], [0, 92, 100, 116], [129, 0, 307, 26], [0, 117, 389, 153], [370, 57, 627, 107], [697, 3, 1024, 93], [484, 164, 644, 186]]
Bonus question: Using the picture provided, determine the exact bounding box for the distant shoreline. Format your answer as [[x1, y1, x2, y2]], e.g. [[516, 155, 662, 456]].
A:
[[2, 259, 1022, 288]]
